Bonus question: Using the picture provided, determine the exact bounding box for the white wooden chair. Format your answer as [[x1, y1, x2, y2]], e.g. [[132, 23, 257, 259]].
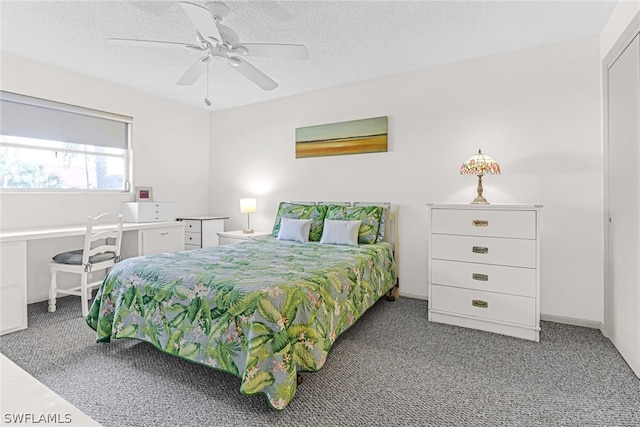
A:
[[49, 213, 123, 317]]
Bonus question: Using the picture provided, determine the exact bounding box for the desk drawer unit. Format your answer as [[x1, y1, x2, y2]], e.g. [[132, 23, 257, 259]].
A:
[[178, 217, 226, 250], [121, 202, 176, 223], [427, 203, 542, 341], [139, 225, 184, 255]]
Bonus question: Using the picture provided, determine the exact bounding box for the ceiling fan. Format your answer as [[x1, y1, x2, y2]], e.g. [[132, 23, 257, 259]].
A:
[[109, 1, 309, 101]]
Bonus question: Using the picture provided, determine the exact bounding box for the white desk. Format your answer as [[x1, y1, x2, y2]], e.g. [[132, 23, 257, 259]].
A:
[[0, 221, 185, 335], [0, 221, 183, 243]]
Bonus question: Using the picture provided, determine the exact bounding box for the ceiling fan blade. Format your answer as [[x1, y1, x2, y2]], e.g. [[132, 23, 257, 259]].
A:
[[176, 57, 208, 86], [216, 23, 239, 45], [227, 57, 278, 91], [234, 43, 309, 60], [179, 1, 223, 44], [108, 38, 202, 50]]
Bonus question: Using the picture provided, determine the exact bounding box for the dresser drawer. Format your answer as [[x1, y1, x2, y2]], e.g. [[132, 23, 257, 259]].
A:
[[431, 234, 536, 268], [183, 220, 202, 233], [185, 231, 201, 246], [431, 208, 536, 239], [431, 284, 536, 326], [431, 259, 536, 297]]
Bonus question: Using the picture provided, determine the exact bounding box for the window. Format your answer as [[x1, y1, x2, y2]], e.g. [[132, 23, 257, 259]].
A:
[[0, 91, 132, 191]]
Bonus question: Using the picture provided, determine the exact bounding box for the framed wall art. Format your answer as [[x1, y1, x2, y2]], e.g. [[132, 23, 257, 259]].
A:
[[295, 116, 388, 158], [135, 186, 153, 202]]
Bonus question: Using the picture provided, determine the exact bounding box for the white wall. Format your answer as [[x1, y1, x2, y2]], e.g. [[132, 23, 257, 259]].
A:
[[0, 53, 212, 302], [210, 37, 604, 324]]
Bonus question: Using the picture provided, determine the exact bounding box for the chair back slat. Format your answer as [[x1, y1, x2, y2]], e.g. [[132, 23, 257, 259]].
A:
[[81, 213, 124, 265]]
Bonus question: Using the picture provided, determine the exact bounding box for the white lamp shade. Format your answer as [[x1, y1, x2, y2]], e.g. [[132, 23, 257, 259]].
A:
[[240, 198, 257, 213]]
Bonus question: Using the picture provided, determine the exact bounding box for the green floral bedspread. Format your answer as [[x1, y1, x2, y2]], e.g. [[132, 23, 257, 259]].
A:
[[86, 237, 396, 409]]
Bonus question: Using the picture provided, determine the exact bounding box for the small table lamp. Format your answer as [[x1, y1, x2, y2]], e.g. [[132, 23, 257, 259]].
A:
[[240, 198, 256, 234], [460, 149, 501, 204]]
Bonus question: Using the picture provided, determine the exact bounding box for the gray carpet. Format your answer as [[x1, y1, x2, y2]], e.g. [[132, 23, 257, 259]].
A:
[[1, 296, 638, 427]]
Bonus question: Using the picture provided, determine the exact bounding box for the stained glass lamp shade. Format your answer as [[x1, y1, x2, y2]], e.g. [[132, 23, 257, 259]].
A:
[[460, 149, 501, 204]]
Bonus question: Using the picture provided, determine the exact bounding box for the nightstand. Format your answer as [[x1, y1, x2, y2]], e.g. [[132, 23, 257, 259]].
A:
[[217, 230, 271, 245], [177, 216, 228, 249]]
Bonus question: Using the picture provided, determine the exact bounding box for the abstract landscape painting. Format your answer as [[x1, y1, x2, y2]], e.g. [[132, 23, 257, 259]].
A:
[[295, 116, 388, 158]]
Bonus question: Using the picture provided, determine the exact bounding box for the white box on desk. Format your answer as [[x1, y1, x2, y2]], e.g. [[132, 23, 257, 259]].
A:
[[121, 202, 175, 222]]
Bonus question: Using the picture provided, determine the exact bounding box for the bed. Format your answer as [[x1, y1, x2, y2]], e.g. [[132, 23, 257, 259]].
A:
[[86, 202, 398, 409]]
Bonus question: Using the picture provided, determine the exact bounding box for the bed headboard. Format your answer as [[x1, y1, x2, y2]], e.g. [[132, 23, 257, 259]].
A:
[[288, 201, 399, 261]]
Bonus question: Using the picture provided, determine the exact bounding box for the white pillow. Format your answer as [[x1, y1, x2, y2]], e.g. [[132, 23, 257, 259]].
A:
[[277, 217, 312, 242], [320, 219, 362, 245]]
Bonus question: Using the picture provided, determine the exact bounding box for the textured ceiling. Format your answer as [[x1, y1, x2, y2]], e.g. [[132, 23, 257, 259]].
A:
[[1, 0, 616, 111]]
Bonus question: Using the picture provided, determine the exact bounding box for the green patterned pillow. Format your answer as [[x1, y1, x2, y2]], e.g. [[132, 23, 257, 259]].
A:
[[325, 205, 384, 244], [271, 203, 328, 242]]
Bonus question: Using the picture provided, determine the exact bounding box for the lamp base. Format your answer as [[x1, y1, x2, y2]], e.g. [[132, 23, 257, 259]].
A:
[[470, 174, 490, 204], [243, 229, 254, 234], [471, 195, 490, 204]]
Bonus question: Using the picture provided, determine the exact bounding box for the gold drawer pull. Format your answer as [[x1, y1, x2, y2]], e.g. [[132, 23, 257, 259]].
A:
[[472, 219, 488, 227], [472, 299, 488, 308], [160, 232, 169, 236], [472, 273, 488, 281], [472, 246, 488, 254]]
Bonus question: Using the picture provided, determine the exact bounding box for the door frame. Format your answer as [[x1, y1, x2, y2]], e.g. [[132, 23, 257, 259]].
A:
[[602, 11, 640, 340]]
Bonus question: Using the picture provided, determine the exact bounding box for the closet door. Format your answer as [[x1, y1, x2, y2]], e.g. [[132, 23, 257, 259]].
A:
[[607, 32, 640, 378]]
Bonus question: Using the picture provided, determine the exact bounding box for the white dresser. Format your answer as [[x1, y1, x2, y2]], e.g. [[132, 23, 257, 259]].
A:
[[177, 216, 227, 249], [121, 202, 175, 222], [427, 203, 542, 341]]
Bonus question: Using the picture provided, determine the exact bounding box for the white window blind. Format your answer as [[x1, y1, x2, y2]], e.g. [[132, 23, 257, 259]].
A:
[[0, 91, 131, 149], [0, 91, 132, 191]]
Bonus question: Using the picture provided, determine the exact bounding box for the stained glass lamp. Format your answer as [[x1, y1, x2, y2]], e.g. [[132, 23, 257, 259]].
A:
[[460, 149, 501, 204]]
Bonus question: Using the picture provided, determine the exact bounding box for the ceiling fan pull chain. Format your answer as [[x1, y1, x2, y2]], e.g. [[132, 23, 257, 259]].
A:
[[205, 59, 212, 106]]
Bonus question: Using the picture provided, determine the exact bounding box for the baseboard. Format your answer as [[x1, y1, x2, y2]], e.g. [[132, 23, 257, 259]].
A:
[[398, 291, 428, 301], [393, 297, 602, 330], [540, 313, 603, 330]]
